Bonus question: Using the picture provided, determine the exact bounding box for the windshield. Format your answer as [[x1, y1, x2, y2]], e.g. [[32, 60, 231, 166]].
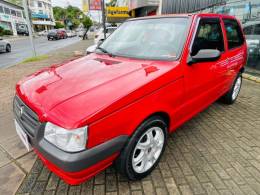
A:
[[98, 17, 189, 60]]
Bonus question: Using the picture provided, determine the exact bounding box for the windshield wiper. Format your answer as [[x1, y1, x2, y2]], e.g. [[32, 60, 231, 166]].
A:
[[96, 46, 115, 57]]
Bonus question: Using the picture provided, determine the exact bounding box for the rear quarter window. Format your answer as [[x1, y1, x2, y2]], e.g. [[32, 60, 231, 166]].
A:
[[223, 19, 244, 50]]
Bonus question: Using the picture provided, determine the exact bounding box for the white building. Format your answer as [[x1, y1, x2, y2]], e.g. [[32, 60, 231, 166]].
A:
[[29, 0, 55, 31], [0, 0, 26, 36]]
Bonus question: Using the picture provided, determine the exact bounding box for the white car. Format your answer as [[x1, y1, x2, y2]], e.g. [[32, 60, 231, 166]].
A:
[[38, 30, 48, 36], [77, 30, 86, 37], [0, 38, 11, 53], [94, 27, 117, 44], [66, 30, 76, 37], [86, 44, 97, 55]]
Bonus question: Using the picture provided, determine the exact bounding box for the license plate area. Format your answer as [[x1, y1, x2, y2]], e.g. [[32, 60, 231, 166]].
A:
[[15, 120, 31, 151]]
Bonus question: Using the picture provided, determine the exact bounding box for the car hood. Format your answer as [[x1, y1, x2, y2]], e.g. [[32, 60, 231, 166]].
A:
[[17, 54, 181, 129]]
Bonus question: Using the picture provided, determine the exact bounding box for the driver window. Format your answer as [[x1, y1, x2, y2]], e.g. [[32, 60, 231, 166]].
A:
[[191, 18, 225, 56]]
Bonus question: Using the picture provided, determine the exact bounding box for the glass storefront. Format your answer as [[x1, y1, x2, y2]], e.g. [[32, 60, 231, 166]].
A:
[[201, 0, 260, 76]]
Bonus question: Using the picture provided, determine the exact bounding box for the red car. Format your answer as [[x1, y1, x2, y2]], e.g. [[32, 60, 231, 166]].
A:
[[14, 14, 247, 185], [47, 29, 67, 40]]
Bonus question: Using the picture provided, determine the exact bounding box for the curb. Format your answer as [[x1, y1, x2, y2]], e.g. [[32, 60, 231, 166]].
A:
[[243, 73, 260, 83]]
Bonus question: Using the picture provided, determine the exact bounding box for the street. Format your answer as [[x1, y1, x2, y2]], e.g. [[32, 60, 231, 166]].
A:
[[0, 36, 82, 68]]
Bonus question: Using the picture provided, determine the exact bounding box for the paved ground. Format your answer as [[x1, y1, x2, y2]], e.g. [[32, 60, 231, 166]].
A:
[[0, 36, 82, 68], [0, 40, 260, 194]]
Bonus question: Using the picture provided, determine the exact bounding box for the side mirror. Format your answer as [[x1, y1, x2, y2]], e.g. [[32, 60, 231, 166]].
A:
[[187, 49, 221, 65]]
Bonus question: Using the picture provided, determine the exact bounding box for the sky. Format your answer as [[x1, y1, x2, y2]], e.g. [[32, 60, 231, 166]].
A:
[[52, 0, 82, 9]]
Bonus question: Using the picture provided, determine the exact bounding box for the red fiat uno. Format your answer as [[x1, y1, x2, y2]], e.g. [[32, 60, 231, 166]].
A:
[[14, 14, 247, 185]]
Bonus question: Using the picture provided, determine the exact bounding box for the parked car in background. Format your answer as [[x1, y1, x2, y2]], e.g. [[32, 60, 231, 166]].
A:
[[14, 14, 246, 185], [77, 29, 85, 37], [0, 38, 11, 53], [38, 30, 49, 36], [94, 26, 117, 44], [87, 26, 96, 39], [17, 24, 29, 36], [66, 30, 76, 38], [243, 21, 260, 60], [86, 44, 97, 55], [47, 30, 67, 40]]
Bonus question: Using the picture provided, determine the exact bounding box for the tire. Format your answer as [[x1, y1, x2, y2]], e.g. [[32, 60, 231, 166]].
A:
[[220, 73, 242, 104], [116, 116, 168, 180], [6, 44, 11, 53]]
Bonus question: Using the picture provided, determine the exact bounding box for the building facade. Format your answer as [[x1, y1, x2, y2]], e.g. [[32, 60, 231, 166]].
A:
[[29, 0, 55, 32], [115, 0, 160, 17], [161, 0, 226, 14], [0, 0, 26, 35]]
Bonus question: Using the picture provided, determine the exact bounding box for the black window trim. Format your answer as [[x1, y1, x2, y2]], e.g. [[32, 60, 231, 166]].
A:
[[222, 18, 245, 51], [189, 16, 226, 55]]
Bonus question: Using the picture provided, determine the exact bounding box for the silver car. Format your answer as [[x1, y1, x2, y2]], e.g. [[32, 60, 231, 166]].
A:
[[243, 21, 260, 59], [0, 38, 11, 53]]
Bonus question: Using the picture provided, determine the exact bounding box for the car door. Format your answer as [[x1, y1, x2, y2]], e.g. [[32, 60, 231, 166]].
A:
[[222, 18, 247, 90], [181, 17, 227, 119]]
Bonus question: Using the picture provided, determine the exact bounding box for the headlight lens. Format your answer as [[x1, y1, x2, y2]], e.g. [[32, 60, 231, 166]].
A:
[[44, 122, 88, 152]]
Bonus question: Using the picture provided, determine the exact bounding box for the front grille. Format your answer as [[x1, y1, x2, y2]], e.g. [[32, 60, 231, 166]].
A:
[[13, 95, 41, 137]]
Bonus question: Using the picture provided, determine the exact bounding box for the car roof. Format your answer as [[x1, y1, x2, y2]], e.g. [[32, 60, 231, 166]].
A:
[[127, 13, 238, 21]]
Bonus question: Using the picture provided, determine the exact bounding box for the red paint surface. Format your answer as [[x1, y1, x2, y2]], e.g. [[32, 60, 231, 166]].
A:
[[16, 14, 247, 185]]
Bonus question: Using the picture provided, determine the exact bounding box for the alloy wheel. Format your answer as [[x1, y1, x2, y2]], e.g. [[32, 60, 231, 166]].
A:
[[132, 127, 164, 173]]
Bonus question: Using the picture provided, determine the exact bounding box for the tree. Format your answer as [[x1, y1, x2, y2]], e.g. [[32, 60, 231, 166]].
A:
[[7, 0, 22, 6], [53, 6, 93, 30], [106, 0, 117, 7], [82, 16, 93, 30], [54, 22, 65, 29], [53, 7, 67, 21]]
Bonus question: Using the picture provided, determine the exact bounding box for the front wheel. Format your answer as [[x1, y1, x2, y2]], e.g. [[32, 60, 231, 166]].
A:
[[6, 44, 11, 52], [116, 116, 167, 180], [221, 73, 242, 104]]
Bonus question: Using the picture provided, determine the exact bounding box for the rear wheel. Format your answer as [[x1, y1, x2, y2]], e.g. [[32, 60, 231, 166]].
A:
[[221, 73, 242, 104], [116, 116, 167, 180], [6, 44, 11, 52]]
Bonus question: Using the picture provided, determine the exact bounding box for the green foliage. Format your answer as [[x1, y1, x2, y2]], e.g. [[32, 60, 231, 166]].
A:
[[4, 30, 13, 35], [0, 27, 13, 36], [6, 0, 22, 6], [55, 22, 65, 29], [53, 6, 93, 30], [22, 55, 48, 63], [53, 7, 67, 21], [82, 17, 93, 29], [106, 0, 117, 7]]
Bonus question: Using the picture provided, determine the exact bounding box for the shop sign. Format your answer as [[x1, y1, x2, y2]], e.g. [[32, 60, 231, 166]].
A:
[[89, 0, 101, 10], [106, 7, 130, 18]]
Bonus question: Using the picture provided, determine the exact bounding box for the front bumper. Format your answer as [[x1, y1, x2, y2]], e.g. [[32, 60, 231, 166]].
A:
[[13, 95, 128, 184]]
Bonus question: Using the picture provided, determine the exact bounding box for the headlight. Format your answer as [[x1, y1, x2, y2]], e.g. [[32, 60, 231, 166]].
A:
[[44, 122, 88, 152]]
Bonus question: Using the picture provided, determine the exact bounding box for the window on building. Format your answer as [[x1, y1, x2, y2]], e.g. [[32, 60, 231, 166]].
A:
[[4, 7, 11, 15], [254, 24, 260, 35], [191, 18, 225, 56], [223, 19, 244, 50], [243, 25, 254, 35], [0, 6, 3, 13], [30, 0, 34, 7], [11, 9, 16, 16], [17, 11, 22, 17]]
